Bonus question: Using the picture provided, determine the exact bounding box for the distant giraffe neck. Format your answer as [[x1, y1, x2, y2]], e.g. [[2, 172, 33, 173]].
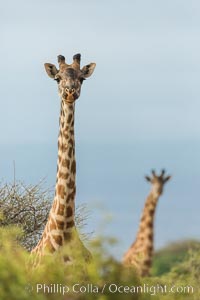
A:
[[123, 191, 160, 277], [136, 191, 159, 247], [32, 101, 76, 256], [133, 191, 159, 275], [123, 170, 170, 276]]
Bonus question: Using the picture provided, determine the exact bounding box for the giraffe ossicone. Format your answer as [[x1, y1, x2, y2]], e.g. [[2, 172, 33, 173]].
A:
[[122, 169, 171, 277], [31, 54, 96, 266]]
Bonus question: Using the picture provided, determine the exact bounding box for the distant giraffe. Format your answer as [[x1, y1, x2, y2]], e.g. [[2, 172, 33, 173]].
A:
[[122, 170, 171, 276], [31, 54, 96, 265]]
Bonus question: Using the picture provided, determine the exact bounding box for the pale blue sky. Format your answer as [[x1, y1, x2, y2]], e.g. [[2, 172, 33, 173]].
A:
[[1, 0, 200, 143], [1, 1, 200, 258]]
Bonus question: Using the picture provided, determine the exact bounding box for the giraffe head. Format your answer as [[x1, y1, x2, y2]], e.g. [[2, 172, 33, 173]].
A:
[[145, 169, 171, 197], [44, 54, 96, 104]]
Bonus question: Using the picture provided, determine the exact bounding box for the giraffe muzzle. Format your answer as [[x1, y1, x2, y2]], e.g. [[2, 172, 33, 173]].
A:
[[64, 88, 77, 103]]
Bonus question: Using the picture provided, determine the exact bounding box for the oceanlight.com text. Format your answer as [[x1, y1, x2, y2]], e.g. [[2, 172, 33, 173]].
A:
[[24, 282, 195, 296]]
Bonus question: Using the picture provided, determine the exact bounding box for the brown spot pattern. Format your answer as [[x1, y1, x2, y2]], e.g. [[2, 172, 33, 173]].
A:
[[66, 191, 75, 203], [63, 132, 69, 139], [144, 258, 152, 266], [69, 138, 74, 146], [147, 244, 153, 252], [57, 184, 65, 199], [68, 147, 72, 158], [64, 126, 69, 131], [149, 209, 155, 217], [67, 221, 74, 228], [53, 235, 63, 246], [62, 159, 70, 168], [66, 206, 73, 217], [59, 171, 69, 180], [61, 144, 68, 152], [57, 204, 65, 215], [147, 233, 153, 240], [67, 114, 73, 124], [56, 220, 65, 230], [71, 160, 76, 174], [67, 179, 74, 189], [146, 220, 153, 227]]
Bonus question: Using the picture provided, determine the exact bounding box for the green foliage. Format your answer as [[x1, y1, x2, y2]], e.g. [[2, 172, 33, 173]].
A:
[[0, 226, 141, 300], [152, 240, 200, 276], [161, 247, 200, 300], [0, 227, 29, 300], [0, 226, 200, 300], [0, 226, 199, 300], [0, 180, 199, 300]]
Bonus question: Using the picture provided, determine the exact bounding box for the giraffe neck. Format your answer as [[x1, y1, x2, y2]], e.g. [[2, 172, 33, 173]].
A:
[[133, 190, 160, 276], [122, 190, 161, 276], [136, 191, 159, 244], [32, 101, 77, 255], [53, 101, 76, 237]]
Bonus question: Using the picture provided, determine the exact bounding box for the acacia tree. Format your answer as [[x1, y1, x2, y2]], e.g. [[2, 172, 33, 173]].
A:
[[0, 180, 91, 251], [0, 180, 52, 251]]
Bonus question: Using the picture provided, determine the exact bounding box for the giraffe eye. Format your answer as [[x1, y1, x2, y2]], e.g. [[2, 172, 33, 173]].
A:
[[54, 76, 61, 84], [80, 78, 85, 84]]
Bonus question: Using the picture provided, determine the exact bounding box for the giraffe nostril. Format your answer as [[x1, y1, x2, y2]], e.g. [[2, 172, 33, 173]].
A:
[[65, 88, 75, 94]]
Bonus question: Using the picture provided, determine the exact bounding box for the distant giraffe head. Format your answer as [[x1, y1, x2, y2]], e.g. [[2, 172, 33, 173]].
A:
[[44, 54, 96, 104], [145, 169, 171, 197]]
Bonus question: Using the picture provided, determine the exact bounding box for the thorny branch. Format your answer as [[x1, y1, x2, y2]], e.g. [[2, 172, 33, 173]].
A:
[[0, 180, 92, 251]]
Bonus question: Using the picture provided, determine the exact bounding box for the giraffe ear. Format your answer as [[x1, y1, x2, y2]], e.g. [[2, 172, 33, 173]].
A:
[[81, 63, 96, 78], [145, 176, 151, 182], [164, 175, 171, 183], [44, 63, 59, 79]]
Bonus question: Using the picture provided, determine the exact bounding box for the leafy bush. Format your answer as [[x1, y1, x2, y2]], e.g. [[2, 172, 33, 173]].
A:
[[152, 240, 200, 276], [161, 246, 200, 300], [0, 226, 141, 300], [0, 225, 199, 300]]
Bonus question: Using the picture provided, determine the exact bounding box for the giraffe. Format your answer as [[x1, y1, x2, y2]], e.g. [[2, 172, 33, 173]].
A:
[[31, 54, 96, 265], [122, 169, 171, 276]]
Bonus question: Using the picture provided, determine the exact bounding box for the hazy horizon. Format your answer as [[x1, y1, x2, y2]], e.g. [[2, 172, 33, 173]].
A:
[[1, 139, 199, 259]]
